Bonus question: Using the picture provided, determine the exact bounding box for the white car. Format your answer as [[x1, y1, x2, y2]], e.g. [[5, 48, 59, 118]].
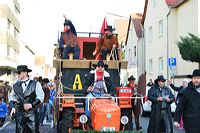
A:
[[141, 86, 177, 116]]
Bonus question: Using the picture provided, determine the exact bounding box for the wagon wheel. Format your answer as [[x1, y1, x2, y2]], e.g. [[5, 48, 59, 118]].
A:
[[62, 108, 74, 133]]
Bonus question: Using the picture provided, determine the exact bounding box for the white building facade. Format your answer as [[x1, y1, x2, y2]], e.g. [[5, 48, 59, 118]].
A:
[[0, 0, 20, 83], [143, 0, 198, 85], [124, 13, 143, 83]]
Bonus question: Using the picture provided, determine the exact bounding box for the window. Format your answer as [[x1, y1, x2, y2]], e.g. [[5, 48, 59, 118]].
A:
[[149, 27, 153, 42], [128, 49, 132, 59], [14, 49, 18, 60], [7, 46, 16, 59], [7, 19, 11, 29], [153, 0, 157, 7], [14, 5, 20, 16], [149, 59, 153, 73], [159, 20, 163, 37], [0, 44, 7, 56], [134, 46, 136, 57], [8, 23, 14, 36], [7, 45, 10, 56], [159, 57, 164, 72], [14, 28, 19, 38]]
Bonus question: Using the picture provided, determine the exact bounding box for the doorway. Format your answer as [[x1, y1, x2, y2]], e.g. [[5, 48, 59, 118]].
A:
[[83, 42, 96, 60]]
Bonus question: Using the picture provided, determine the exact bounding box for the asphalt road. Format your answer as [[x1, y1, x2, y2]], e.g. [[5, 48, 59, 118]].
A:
[[0, 115, 56, 133], [0, 115, 185, 133], [139, 116, 185, 133]]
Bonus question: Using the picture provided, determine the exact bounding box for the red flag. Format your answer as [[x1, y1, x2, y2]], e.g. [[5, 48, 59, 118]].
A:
[[100, 17, 108, 34]]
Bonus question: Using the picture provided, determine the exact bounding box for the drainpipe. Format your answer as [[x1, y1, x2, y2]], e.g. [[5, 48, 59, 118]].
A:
[[142, 25, 145, 75], [142, 26, 146, 73], [142, 24, 146, 86], [166, 7, 171, 82]]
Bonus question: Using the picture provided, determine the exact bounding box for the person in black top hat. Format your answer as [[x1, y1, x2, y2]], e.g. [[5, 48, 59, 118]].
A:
[[9, 65, 44, 133], [83, 60, 116, 118], [174, 69, 200, 133], [147, 75, 174, 133], [127, 75, 137, 90], [93, 25, 119, 60], [59, 14, 80, 59]]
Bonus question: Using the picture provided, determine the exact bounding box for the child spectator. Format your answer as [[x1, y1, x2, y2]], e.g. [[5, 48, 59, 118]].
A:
[[49, 81, 56, 114], [0, 97, 8, 127]]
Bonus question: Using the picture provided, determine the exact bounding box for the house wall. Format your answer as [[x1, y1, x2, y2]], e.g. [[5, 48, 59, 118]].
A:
[[169, 0, 199, 85], [144, 0, 169, 81], [126, 21, 138, 80], [144, 0, 199, 86]]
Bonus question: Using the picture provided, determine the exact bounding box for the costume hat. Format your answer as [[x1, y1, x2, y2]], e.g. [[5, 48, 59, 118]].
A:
[[128, 75, 136, 81], [105, 25, 115, 32], [15, 65, 32, 73], [187, 69, 200, 78], [63, 20, 69, 26], [92, 60, 108, 69], [156, 75, 166, 82]]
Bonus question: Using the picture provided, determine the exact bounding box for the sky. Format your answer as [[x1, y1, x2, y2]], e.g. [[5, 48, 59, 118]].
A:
[[18, 0, 145, 64]]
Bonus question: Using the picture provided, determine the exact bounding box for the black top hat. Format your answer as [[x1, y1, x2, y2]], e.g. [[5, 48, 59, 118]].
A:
[[128, 75, 135, 81], [187, 69, 200, 78], [63, 20, 69, 26], [105, 25, 115, 32], [15, 65, 32, 73], [156, 75, 166, 82], [92, 60, 108, 69], [64, 21, 69, 26]]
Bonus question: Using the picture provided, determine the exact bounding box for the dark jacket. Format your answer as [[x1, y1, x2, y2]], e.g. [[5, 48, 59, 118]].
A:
[[174, 81, 200, 133], [147, 84, 174, 133], [42, 84, 50, 103], [13, 80, 40, 111], [82, 70, 116, 96], [127, 82, 141, 116], [170, 84, 184, 104], [59, 19, 77, 48], [95, 34, 119, 54], [12, 80, 41, 133]]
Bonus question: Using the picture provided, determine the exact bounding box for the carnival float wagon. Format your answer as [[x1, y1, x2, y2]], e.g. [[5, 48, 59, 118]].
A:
[[53, 32, 135, 133]]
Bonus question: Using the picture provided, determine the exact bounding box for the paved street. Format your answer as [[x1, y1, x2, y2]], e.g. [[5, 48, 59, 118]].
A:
[[0, 115, 56, 133], [140, 116, 185, 133], [0, 115, 185, 133]]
